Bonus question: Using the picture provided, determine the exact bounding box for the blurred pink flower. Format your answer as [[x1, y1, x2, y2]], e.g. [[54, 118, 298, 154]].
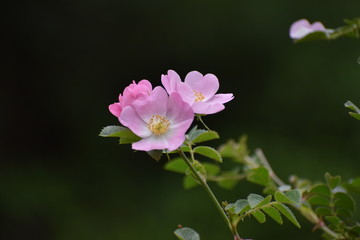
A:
[[289, 19, 327, 40], [119, 87, 194, 151], [108, 80, 152, 118], [161, 70, 233, 115]]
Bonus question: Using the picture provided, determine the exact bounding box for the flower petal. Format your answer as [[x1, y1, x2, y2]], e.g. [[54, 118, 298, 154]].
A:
[[132, 86, 168, 122], [166, 92, 194, 124], [311, 21, 326, 31], [119, 106, 151, 138], [191, 101, 225, 115], [161, 70, 181, 94], [108, 103, 122, 117], [290, 19, 311, 39], [185, 71, 219, 100], [205, 93, 234, 104], [138, 79, 152, 91], [132, 135, 169, 151]]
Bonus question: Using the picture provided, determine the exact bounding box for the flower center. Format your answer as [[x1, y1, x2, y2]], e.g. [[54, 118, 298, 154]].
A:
[[194, 91, 205, 102], [147, 115, 170, 135]]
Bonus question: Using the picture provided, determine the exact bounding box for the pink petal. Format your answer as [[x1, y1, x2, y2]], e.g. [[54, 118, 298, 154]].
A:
[[311, 22, 326, 31], [163, 127, 187, 151], [108, 103, 122, 117], [185, 71, 219, 100], [290, 19, 311, 39], [205, 93, 234, 104], [132, 135, 169, 151], [161, 70, 181, 94], [191, 101, 225, 115], [172, 82, 195, 105], [119, 106, 151, 138], [166, 92, 194, 125], [132, 86, 169, 122], [138, 80, 152, 91]]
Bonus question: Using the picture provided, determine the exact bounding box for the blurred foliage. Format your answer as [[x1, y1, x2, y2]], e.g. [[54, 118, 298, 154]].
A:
[[2, 0, 360, 239]]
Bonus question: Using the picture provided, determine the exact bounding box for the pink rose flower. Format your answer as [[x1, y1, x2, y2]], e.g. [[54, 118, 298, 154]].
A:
[[289, 19, 327, 40], [119, 86, 194, 151], [161, 70, 234, 115], [108, 80, 152, 118]]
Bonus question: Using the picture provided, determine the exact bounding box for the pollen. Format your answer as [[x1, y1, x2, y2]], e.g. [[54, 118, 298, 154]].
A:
[[147, 115, 170, 135], [194, 91, 205, 102]]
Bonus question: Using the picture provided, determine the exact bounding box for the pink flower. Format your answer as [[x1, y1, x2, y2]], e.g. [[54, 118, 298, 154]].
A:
[[161, 70, 233, 115], [108, 80, 152, 118], [119, 86, 194, 151], [289, 19, 327, 40]]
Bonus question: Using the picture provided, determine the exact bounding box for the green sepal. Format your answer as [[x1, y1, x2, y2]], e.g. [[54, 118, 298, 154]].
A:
[[193, 146, 222, 163], [174, 227, 200, 240]]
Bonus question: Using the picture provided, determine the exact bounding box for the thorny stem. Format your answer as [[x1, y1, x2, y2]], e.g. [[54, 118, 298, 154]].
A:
[[178, 149, 242, 240], [257, 149, 341, 239]]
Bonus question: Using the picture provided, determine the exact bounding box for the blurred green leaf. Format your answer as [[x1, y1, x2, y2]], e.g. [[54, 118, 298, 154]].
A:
[[315, 207, 332, 216], [218, 136, 248, 163], [193, 146, 222, 163], [334, 192, 355, 212], [183, 175, 199, 189], [251, 210, 266, 223], [343, 177, 360, 194], [309, 184, 331, 197], [262, 206, 283, 224], [164, 158, 188, 174], [202, 163, 220, 176], [324, 216, 340, 225], [216, 171, 240, 190], [325, 172, 341, 189], [273, 203, 301, 228], [246, 167, 270, 187], [174, 227, 200, 240], [307, 196, 330, 206]]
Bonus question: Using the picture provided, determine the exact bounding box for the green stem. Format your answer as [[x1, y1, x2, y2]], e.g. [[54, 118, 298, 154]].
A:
[[196, 115, 211, 131], [178, 149, 242, 240]]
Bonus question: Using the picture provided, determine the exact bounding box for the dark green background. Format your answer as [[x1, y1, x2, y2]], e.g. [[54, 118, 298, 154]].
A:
[[2, 0, 360, 239]]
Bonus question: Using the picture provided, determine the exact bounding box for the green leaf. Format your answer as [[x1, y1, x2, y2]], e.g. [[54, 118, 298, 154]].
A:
[[193, 146, 222, 163], [325, 172, 341, 189], [164, 158, 188, 174], [216, 171, 239, 190], [187, 126, 219, 144], [202, 163, 220, 176], [275, 190, 301, 205], [343, 177, 360, 194], [307, 196, 330, 206], [295, 31, 329, 43], [315, 207, 332, 216], [247, 194, 265, 209], [309, 184, 331, 197], [324, 216, 340, 225], [273, 203, 301, 228], [335, 208, 352, 219], [183, 175, 199, 189], [233, 199, 250, 214], [262, 206, 283, 224], [344, 101, 360, 120], [218, 136, 248, 163], [99, 125, 141, 143], [146, 150, 162, 161], [174, 227, 200, 240], [246, 167, 271, 187], [333, 192, 355, 212], [251, 210, 266, 223]]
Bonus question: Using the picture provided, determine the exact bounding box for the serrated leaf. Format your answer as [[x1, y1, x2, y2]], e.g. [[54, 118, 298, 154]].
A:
[[192, 131, 219, 144], [146, 150, 162, 161], [246, 167, 271, 187], [262, 206, 283, 224], [183, 175, 199, 189], [275, 190, 300, 205], [99, 125, 141, 143], [258, 195, 272, 208], [248, 194, 265, 209], [202, 163, 220, 176], [164, 158, 188, 174], [273, 203, 301, 228], [334, 192, 355, 212], [251, 210, 266, 223], [193, 146, 222, 163], [307, 196, 330, 206], [174, 227, 200, 240], [309, 184, 331, 197], [233, 199, 250, 214], [325, 172, 341, 189]]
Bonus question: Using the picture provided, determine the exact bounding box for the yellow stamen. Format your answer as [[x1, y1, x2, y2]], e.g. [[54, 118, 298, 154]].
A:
[[194, 91, 205, 102], [147, 115, 170, 135]]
